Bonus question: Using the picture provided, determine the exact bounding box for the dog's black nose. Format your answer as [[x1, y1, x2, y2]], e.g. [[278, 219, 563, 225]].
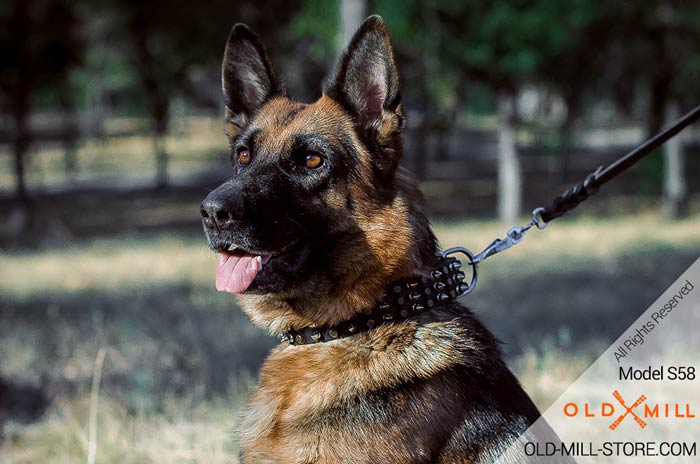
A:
[[200, 189, 245, 228]]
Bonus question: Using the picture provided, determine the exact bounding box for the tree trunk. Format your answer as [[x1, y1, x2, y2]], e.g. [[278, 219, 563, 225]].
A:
[[558, 97, 579, 185], [12, 84, 30, 204], [412, 61, 431, 181], [153, 103, 169, 189], [340, 0, 366, 47], [130, 16, 171, 189], [647, 73, 671, 139], [497, 91, 521, 223], [662, 101, 686, 219], [10, 0, 31, 205], [58, 82, 79, 180], [412, 126, 428, 181], [84, 16, 109, 138], [434, 113, 453, 162]]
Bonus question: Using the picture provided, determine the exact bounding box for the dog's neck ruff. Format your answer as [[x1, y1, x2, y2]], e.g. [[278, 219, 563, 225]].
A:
[[281, 255, 469, 346]]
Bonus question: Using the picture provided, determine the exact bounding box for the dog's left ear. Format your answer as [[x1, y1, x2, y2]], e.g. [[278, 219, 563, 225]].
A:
[[324, 16, 404, 156]]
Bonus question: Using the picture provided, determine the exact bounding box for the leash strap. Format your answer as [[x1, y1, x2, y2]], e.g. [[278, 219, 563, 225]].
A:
[[540, 104, 700, 223], [443, 104, 700, 295]]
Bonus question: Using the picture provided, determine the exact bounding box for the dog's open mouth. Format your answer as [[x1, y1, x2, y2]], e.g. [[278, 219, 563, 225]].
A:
[[216, 245, 273, 294]]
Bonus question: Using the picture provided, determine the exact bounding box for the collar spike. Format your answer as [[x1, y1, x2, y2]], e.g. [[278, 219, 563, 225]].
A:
[[280, 255, 461, 346]]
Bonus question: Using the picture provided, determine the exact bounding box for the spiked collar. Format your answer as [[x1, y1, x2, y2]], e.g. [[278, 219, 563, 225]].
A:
[[280, 254, 470, 346]]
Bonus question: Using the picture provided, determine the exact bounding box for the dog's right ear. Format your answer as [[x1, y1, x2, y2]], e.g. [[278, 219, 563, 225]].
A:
[[222, 24, 284, 139], [324, 16, 401, 130]]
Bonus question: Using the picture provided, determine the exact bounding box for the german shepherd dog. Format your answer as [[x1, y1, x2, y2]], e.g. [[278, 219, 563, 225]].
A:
[[201, 15, 548, 463]]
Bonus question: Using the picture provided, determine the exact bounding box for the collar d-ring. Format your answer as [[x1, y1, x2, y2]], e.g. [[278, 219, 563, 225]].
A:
[[440, 247, 478, 296]]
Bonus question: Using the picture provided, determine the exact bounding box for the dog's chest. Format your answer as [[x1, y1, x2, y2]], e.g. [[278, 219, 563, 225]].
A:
[[236, 343, 444, 464], [238, 384, 428, 464], [237, 362, 376, 463]]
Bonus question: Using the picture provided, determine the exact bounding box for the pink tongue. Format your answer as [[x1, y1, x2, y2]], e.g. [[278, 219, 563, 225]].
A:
[[216, 251, 261, 294]]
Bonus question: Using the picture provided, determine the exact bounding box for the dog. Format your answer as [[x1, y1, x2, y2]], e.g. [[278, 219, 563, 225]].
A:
[[201, 15, 555, 463]]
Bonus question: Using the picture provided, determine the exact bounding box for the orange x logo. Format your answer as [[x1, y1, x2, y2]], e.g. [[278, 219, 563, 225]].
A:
[[609, 390, 647, 430]]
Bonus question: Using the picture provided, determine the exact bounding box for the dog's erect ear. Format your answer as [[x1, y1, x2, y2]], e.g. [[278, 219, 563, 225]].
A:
[[222, 24, 284, 139], [324, 16, 402, 130]]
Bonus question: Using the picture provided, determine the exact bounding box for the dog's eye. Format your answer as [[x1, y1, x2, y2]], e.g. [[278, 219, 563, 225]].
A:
[[237, 148, 252, 166], [305, 153, 323, 169]]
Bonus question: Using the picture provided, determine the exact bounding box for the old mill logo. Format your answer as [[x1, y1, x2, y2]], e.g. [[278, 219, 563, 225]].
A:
[[564, 390, 696, 430], [609, 391, 647, 430]]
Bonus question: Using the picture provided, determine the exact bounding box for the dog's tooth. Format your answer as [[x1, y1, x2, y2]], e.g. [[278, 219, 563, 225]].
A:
[[256, 256, 263, 267]]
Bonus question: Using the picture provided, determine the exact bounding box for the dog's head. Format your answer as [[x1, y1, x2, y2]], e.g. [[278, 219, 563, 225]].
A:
[[201, 16, 437, 332]]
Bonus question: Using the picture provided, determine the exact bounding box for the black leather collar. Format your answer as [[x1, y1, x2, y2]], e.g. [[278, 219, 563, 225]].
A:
[[281, 255, 469, 346]]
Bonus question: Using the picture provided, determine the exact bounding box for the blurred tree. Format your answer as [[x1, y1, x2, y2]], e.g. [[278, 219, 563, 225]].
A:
[[666, 4, 700, 218], [111, 0, 299, 188], [57, 78, 80, 181], [377, 0, 581, 221], [290, 0, 339, 61], [341, 0, 366, 47], [533, 1, 700, 218], [596, 1, 700, 217], [376, 0, 469, 178], [117, 0, 202, 189], [287, 0, 338, 102], [0, 0, 83, 204], [663, 102, 686, 218], [442, 1, 605, 222], [656, 1, 700, 218], [293, 0, 700, 220], [534, 1, 614, 182]]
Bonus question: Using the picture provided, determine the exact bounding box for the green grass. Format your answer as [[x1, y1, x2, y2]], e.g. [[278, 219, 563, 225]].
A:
[[1, 213, 699, 463]]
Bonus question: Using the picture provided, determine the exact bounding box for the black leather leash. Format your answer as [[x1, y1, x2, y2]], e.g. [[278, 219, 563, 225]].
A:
[[282, 104, 699, 346], [443, 103, 700, 295], [540, 104, 700, 223]]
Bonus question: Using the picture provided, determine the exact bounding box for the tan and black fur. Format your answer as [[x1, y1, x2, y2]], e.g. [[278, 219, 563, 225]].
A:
[[201, 16, 549, 463]]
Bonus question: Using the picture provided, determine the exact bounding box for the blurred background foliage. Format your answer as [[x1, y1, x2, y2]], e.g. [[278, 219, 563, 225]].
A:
[[1, 1, 699, 462], [1, 0, 699, 221]]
